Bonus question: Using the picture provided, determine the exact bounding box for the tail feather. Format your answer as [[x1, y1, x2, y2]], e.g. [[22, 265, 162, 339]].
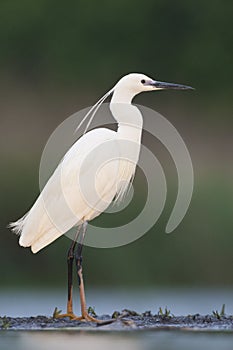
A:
[[8, 213, 29, 237], [9, 210, 65, 253], [9, 195, 73, 253]]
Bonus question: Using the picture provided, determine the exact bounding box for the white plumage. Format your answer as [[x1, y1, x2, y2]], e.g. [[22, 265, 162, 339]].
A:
[[9, 73, 193, 253]]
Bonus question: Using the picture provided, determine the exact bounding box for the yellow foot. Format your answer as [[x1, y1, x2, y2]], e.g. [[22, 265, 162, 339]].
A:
[[53, 307, 100, 323], [72, 312, 101, 323]]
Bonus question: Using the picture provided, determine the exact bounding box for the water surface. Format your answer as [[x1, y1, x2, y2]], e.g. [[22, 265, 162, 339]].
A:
[[1, 330, 233, 350], [1, 288, 233, 350], [1, 287, 233, 317]]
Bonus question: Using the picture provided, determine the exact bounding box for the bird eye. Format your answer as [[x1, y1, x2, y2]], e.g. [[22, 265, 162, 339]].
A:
[[141, 79, 146, 84]]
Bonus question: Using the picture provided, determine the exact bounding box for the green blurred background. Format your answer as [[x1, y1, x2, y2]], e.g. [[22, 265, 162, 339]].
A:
[[0, 0, 232, 290]]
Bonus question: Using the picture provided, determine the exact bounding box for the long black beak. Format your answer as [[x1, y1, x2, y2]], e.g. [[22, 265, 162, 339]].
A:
[[151, 80, 194, 90]]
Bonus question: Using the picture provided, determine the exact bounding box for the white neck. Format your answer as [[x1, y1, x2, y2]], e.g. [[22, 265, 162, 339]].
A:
[[110, 88, 143, 144], [111, 89, 134, 104]]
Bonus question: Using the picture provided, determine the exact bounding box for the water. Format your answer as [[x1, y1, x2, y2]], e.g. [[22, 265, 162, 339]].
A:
[[1, 288, 233, 350], [1, 330, 233, 350], [1, 287, 233, 317]]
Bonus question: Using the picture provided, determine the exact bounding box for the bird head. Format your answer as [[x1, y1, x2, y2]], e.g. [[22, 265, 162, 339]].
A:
[[114, 73, 194, 96]]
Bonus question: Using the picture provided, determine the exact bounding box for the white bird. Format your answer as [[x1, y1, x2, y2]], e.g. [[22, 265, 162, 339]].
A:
[[9, 73, 193, 322]]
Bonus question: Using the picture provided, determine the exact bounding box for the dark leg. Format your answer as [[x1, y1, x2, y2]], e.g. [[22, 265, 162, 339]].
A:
[[66, 227, 81, 315], [54, 222, 103, 322], [73, 222, 119, 325], [54, 226, 81, 319], [73, 221, 100, 322]]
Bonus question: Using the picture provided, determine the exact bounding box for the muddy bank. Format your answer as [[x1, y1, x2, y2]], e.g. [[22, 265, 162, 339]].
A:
[[1, 310, 233, 331]]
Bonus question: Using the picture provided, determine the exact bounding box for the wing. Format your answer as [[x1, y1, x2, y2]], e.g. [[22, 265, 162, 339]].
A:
[[10, 128, 120, 253]]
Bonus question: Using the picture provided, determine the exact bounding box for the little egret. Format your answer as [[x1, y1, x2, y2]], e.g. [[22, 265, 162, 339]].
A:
[[9, 73, 193, 322]]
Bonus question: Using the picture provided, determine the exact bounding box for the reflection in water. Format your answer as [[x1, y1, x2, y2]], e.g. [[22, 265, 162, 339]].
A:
[[1, 330, 233, 350], [19, 332, 141, 350]]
